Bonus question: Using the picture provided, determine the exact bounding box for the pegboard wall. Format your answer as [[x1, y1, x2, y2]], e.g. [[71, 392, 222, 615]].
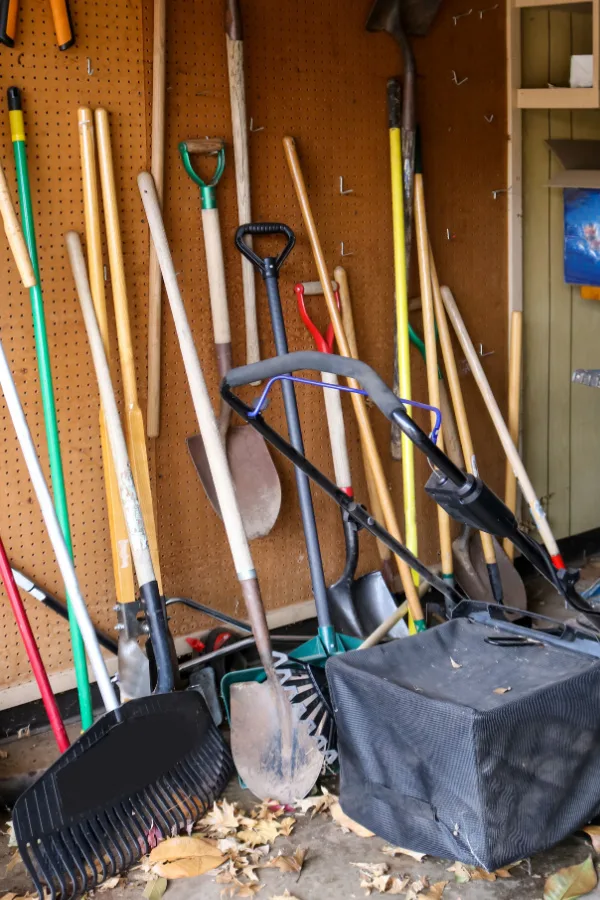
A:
[[0, 0, 508, 697]]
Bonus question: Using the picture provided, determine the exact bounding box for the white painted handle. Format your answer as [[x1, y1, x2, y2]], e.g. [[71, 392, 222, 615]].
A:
[[67, 232, 156, 591], [321, 372, 351, 491], [0, 308, 118, 712], [226, 35, 260, 367], [441, 286, 561, 561], [138, 172, 256, 580], [201, 207, 231, 345]]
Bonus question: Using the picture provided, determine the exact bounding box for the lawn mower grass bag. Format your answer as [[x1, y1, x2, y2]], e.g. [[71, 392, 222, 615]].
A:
[[326, 602, 600, 871]]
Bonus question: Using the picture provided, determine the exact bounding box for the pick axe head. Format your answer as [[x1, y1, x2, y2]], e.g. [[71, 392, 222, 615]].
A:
[[366, 0, 442, 38]]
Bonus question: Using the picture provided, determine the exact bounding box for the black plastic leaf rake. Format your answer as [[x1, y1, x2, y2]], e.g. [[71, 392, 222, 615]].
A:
[[221, 351, 596, 621], [10, 235, 233, 900]]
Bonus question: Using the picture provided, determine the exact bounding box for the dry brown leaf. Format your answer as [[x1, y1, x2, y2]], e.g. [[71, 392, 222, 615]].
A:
[[241, 865, 260, 883], [142, 876, 167, 900], [263, 848, 306, 875], [351, 862, 389, 877], [149, 835, 221, 863], [447, 862, 471, 883], [216, 861, 239, 884], [278, 817, 296, 837], [152, 854, 224, 879], [543, 856, 597, 900], [405, 876, 430, 899], [17, 726, 29, 739], [581, 825, 600, 854], [422, 882, 448, 900], [269, 892, 301, 900], [494, 861, 522, 879], [450, 658, 462, 669], [493, 687, 511, 694], [330, 803, 374, 837], [5, 821, 16, 848], [387, 876, 410, 894], [201, 799, 242, 835], [1, 892, 17, 900], [98, 876, 121, 891], [218, 837, 244, 855], [380, 845, 425, 861], [221, 880, 263, 898], [295, 787, 337, 817], [239, 820, 282, 845], [0, 750, 8, 759], [6, 850, 22, 873], [470, 868, 496, 882]]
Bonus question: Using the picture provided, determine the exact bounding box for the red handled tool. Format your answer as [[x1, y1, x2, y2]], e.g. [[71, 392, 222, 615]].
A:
[[0, 0, 74, 49], [295, 281, 353, 497], [0, 535, 69, 752]]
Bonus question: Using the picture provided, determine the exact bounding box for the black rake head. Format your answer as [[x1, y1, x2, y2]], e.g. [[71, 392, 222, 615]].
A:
[[273, 654, 337, 767], [13, 691, 233, 900]]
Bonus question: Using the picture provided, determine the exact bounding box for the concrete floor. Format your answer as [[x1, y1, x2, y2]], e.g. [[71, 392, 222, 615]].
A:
[[4, 569, 600, 899]]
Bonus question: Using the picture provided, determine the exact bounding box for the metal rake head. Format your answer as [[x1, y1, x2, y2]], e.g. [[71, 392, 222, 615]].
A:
[[273, 654, 337, 766], [13, 692, 232, 900]]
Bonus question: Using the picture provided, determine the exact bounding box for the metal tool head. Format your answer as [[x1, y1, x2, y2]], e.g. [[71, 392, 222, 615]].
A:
[[13, 691, 232, 900], [230, 678, 322, 804], [366, 0, 442, 38], [453, 528, 528, 610], [187, 425, 281, 541]]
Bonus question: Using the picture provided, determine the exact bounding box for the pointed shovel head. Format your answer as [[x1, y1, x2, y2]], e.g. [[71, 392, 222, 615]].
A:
[[453, 530, 528, 610], [366, 0, 441, 37], [230, 678, 323, 804], [187, 425, 281, 540]]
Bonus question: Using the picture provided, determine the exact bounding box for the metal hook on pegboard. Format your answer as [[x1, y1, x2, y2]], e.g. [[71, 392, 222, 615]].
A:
[[451, 70, 468, 86], [452, 8, 473, 24]]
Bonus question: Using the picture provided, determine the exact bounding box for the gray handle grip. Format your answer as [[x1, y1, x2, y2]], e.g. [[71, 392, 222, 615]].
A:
[[224, 351, 403, 422]]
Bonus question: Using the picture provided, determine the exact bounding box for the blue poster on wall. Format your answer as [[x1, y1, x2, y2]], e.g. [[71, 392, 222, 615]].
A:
[[564, 188, 600, 286]]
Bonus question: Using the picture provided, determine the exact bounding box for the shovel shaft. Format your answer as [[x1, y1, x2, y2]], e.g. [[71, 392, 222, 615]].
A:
[[8, 87, 93, 729]]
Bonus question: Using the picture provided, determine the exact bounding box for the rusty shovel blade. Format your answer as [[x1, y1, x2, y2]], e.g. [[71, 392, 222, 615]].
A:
[[230, 679, 323, 804], [187, 425, 281, 540], [366, 0, 442, 38]]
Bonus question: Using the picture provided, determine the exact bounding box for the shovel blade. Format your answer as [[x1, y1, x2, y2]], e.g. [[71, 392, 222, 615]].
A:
[[230, 680, 322, 804], [187, 426, 281, 540], [366, 0, 441, 37], [453, 531, 528, 610]]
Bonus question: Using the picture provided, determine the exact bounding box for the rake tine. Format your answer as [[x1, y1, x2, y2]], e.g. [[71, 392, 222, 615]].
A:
[[82, 821, 107, 882], [89, 817, 117, 877], [98, 811, 126, 872], [156, 776, 185, 834], [53, 832, 85, 900], [37, 836, 66, 900], [129, 795, 153, 854], [20, 841, 49, 900], [70, 824, 100, 892], [115, 802, 145, 861], [172, 764, 200, 820], [165, 771, 193, 827], [179, 758, 207, 816], [184, 753, 211, 809], [141, 786, 168, 840], [105, 808, 133, 869]]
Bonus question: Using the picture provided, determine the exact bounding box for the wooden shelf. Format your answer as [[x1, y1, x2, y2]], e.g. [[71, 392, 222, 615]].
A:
[[511, 0, 600, 108]]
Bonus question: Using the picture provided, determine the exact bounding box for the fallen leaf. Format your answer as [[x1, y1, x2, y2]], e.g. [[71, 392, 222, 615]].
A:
[[239, 821, 282, 845], [218, 837, 244, 855], [17, 726, 30, 739], [331, 803, 374, 837], [6, 850, 22, 873], [153, 855, 224, 878], [493, 687, 511, 694], [387, 876, 410, 894], [221, 880, 263, 898], [1, 893, 17, 900], [0, 750, 8, 759], [201, 799, 242, 835], [278, 817, 296, 837], [380, 845, 425, 862], [543, 857, 597, 900], [494, 861, 523, 878], [471, 868, 495, 881], [405, 876, 430, 899], [149, 835, 222, 863], [98, 876, 121, 891], [142, 876, 167, 900], [581, 825, 600, 854], [351, 862, 389, 877], [241, 864, 260, 883], [147, 822, 162, 849], [295, 787, 337, 817], [5, 821, 16, 848], [269, 892, 301, 900], [216, 861, 239, 884], [263, 848, 306, 875], [422, 882, 448, 900], [447, 862, 471, 883], [450, 658, 462, 669]]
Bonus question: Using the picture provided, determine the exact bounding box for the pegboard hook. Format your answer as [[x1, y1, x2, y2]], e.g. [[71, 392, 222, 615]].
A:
[[451, 70, 468, 86], [452, 9, 472, 24]]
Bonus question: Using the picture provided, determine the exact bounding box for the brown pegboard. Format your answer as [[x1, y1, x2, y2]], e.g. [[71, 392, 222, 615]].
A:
[[0, 0, 507, 693]]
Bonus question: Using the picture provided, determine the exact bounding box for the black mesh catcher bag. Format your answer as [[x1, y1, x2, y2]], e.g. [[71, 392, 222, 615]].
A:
[[326, 603, 600, 871]]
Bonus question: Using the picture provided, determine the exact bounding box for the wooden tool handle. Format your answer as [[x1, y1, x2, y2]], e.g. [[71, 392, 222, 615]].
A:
[[441, 285, 562, 563], [201, 207, 232, 348], [227, 34, 260, 368], [147, 0, 167, 439], [0, 159, 35, 288], [94, 109, 138, 407], [321, 372, 352, 491], [139, 172, 256, 579], [78, 107, 135, 608], [0, 0, 19, 47], [414, 175, 453, 582], [301, 279, 339, 296], [503, 310, 522, 560], [183, 138, 225, 155], [284, 136, 424, 630]]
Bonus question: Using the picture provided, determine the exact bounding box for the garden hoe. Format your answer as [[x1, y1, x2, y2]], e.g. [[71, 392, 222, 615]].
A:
[[138, 172, 322, 804]]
